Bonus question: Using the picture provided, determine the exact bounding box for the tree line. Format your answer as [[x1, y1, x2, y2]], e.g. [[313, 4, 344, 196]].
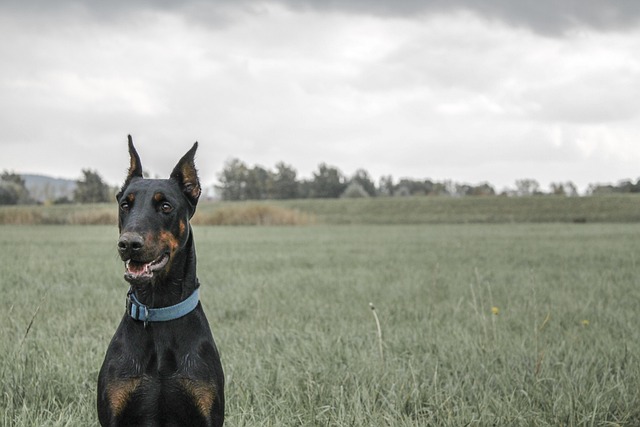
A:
[[214, 158, 635, 200], [0, 170, 113, 205], [216, 158, 498, 200], [2, 163, 640, 205]]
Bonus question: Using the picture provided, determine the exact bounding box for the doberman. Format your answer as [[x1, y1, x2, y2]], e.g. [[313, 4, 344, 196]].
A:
[[97, 136, 224, 427]]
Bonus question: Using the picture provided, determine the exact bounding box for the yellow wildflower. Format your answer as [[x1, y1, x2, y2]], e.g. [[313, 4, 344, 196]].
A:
[[491, 306, 500, 316]]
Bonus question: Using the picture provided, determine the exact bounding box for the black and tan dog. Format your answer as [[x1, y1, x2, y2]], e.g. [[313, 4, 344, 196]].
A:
[[97, 136, 224, 427]]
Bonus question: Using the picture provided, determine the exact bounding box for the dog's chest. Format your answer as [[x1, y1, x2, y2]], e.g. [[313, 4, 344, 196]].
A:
[[113, 374, 216, 426], [109, 342, 216, 422]]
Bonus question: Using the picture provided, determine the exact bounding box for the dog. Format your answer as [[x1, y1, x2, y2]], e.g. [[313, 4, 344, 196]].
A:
[[97, 136, 224, 426]]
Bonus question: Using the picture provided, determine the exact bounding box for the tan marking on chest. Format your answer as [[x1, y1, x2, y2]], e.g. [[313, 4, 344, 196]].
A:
[[107, 377, 142, 416], [179, 378, 216, 419]]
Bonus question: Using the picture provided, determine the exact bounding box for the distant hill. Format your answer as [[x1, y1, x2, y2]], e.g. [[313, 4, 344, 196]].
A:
[[22, 174, 77, 203]]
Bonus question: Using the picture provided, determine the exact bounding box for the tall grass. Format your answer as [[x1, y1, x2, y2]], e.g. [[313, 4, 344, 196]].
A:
[[2, 194, 640, 225], [0, 204, 116, 225], [192, 204, 316, 226], [0, 203, 313, 226], [1, 224, 639, 425]]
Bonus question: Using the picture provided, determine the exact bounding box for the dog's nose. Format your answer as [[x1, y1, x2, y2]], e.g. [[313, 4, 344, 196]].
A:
[[118, 232, 144, 257]]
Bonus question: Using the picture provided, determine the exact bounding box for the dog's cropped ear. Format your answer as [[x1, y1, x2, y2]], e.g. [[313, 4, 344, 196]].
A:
[[117, 135, 144, 200], [126, 135, 144, 180], [170, 142, 201, 212]]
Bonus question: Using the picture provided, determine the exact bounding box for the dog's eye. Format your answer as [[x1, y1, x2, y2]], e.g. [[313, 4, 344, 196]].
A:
[[160, 202, 173, 213], [120, 201, 130, 212]]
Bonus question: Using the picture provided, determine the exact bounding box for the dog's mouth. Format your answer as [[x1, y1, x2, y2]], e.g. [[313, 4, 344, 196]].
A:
[[124, 254, 169, 283]]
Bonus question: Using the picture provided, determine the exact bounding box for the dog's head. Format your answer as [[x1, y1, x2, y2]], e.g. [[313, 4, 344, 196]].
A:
[[115, 135, 201, 285]]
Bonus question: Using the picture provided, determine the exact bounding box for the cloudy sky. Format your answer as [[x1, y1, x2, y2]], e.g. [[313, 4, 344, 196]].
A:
[[1, 0, 640, 193]]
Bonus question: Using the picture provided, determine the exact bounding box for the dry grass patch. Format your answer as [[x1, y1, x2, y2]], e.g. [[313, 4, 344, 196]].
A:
[[193, 204, 316, 226], [68, 209, 117, 225]]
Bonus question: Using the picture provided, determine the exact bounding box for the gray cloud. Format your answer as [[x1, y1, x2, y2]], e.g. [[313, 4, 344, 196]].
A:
[[2, 0, 640, 192], [271, 0, 640, 35], [3, 0, 640, 35]]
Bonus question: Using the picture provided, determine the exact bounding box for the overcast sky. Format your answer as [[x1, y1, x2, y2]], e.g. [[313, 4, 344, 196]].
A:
[[1, 0, 640, 193]]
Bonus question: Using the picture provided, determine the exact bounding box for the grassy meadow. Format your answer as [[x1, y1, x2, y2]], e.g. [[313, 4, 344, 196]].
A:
[[1, 197, 640, 425]]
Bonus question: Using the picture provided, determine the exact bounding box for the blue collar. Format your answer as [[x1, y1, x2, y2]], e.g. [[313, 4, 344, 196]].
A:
[[127, 288, 200, 323]]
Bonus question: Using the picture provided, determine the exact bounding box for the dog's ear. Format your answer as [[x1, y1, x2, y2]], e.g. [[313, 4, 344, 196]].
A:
[[126, 135, 144, 180], [117, 135, 144, 200], [170, 142, 201, 212]]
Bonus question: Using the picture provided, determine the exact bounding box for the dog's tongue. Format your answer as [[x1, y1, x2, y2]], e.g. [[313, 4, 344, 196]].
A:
[[124, 256, 169, 283], [126, 260, 150, 275]]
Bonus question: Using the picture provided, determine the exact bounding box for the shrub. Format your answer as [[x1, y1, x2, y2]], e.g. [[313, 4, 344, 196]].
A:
[[341, 182, 370, 198]]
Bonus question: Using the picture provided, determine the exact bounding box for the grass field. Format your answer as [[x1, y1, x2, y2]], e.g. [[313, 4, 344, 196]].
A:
[[1, 223, 639, 426]]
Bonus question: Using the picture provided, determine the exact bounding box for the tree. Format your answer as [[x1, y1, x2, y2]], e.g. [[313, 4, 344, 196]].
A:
[[394, 179, 441, 196], [429, 181, 450, 196], [514, 179, 540, 196], [0, 182, 20, 205], [310, 163, 347, 198], [74, 169, 111, 203], [350, 169, 376, 197], [565, 181, 579, 196], [550, 182, 566, 196], [272, 162, 299, 199], [378, 175, 394, 196], [587, 179, 640, 195], [245, 166, 272, 200], [550, 181, 579, 196], [1, 171, 32, 204], [341, 182, 370, 198], [587, 184, 615, 195], [298, 179, 313, 199], [457, 182, 495, 196], [1, 171, 25, 187], [395, 179, 419, 196], [472, 182, 496, 196], [216, 158, 249, 201], [455, 184, 473, 197]]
